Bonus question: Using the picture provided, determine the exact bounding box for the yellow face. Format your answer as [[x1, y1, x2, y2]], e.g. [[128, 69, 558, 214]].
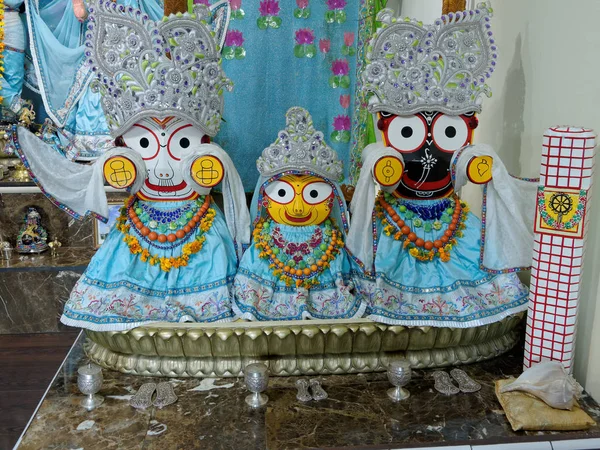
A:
[[264, 174, 334, 226]]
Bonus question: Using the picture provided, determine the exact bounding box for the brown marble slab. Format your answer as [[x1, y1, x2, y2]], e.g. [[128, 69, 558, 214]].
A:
[[0, 268, 82, 333], [0, 247, 95, 272], [15, 336, 600, 450]]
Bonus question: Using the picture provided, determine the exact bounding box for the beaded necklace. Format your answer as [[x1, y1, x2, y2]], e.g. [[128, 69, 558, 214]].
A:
[[253, 218, 344, 289], [378, 192, 469, 262], [116, 196, 216, 272]]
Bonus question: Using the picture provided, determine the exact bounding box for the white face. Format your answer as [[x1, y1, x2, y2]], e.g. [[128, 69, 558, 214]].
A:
[[122, 117, 207, 201]]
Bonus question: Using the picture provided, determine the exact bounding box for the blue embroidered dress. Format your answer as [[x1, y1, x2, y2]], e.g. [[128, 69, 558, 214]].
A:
[[353, 194, 529, 327], [61, 197, 238, 331], [234, 221, 363, 321]]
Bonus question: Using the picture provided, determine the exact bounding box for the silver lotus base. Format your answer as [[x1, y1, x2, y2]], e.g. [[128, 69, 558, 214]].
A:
[[387, 387, 410, 401], [84, 313, 524, 378], [81, 394, 104, 410], [245, 393, 268, 408]]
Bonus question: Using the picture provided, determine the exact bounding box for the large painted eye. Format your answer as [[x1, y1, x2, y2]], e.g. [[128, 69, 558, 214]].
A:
[[431, 114, 470, 152], [265, 181, 295, 204], [386, 115, 427, 152], [167, 125, 206, 160], [302, 182, 333, 205], [122, 124, 160, 160]]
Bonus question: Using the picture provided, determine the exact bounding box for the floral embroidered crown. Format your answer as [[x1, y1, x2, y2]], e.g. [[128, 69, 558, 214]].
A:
[[362, 2, 497, 116], [85, 0, 232, 138], [257, 107, 344, 183]]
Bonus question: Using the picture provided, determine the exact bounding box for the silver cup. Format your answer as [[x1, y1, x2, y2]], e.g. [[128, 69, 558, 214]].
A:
[[387, 359, 411, 401], [77, 363, 104, 410], [244, 363, 269, 408]]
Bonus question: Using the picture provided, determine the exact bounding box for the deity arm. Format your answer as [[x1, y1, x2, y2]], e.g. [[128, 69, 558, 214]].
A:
[[466, 155, 494, 184], [181, 144, 251, 258], [102, 148, 147, 192], [72, 0, 88, 22]]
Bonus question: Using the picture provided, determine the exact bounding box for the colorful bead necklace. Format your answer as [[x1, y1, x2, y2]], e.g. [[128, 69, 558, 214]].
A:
[[378, 193, 469, 262], [253, 218, 344, 289], [116, 196, 216, 272], [128, 196, 211, 244]]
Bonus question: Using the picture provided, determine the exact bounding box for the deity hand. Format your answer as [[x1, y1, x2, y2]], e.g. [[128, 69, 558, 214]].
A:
[[373, 155, 404, 192], [190, 155, 225, 189], [467, 155, 493, 184], [103, 156, 138, 189], [73, 0, 88, 22]]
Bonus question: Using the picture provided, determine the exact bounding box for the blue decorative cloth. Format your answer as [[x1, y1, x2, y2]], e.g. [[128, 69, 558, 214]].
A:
[[2, 3, 26, 112], [60, 199, 238, 331], [233, 223, 364, 321], [215, 0, 359, 189], [354, 197, 529, 327]]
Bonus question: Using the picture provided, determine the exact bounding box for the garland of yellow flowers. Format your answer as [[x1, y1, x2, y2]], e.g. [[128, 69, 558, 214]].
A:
[[253, 217, 344, 289], [116, 196, 216, 272], [377, 195, 469, 262], [0, 0, 5, 104]]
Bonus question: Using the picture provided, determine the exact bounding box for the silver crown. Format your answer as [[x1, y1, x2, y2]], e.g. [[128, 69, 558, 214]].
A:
[[362, 2, 496, 116], [86, 0, 232, 137], [257, 107, 344, 183]]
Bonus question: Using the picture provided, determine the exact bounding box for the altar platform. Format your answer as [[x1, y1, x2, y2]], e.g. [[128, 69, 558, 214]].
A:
[[12, 333, 600, 450]]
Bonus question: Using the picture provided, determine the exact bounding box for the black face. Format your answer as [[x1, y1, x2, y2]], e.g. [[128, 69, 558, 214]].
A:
[[378, 111, 478, 199]]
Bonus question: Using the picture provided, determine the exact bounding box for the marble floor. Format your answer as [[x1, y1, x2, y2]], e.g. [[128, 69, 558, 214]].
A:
[[14, 334, 600, 450]]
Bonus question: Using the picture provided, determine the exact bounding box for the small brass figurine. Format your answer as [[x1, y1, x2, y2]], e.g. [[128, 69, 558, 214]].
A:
[[49, 237, 62, 257]]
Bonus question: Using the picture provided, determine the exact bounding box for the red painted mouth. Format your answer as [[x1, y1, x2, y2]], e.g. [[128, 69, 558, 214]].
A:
[[402, 173, 452, 191], [284, 211, 312, 224], [144, 180, 188, 192]]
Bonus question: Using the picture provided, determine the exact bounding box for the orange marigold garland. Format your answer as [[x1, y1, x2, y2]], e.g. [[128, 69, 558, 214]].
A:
[[116, 196, 216, 272], [377, 193, 469, 262]]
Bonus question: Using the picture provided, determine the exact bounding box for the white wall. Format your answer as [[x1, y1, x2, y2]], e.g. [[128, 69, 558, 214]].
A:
[[396, 0, 600, 397]]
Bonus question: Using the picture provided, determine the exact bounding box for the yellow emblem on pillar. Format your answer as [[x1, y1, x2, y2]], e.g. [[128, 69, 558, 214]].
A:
[[103, 156, 136, 189], [373, 155, 404, 187], [191, 155, 224, 188], [467, 156, 493, 184], [264, 174, 334, 226]]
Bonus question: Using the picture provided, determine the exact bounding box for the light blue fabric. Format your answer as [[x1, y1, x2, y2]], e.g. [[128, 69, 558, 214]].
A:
[[1, 49, 26, 112], [234, 223, 362, 321], [61, 199, 238, 330], [24, 0, 163, 158], [215, 1, 359, 189], [353, 197, 529, 327]]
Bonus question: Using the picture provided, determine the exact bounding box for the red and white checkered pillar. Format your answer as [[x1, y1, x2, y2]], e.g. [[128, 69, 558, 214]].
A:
[[524, 126, 596, 373]]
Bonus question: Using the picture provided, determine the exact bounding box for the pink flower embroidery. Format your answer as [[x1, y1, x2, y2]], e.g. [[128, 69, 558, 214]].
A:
[[326, 0, 346, 10], [331, 59, 349, 76], [296, 0, 309, 8], [333, 115, 351, 131], [340, 94, 351, 109], [194, 0, 210, 5], [225, 30, 244, 47], [295, 29, 315, 45], [230, 0, 241, 9], [259, 0, 280, 16], [344, 32, 355, 47], [319, 39, 331, 53]]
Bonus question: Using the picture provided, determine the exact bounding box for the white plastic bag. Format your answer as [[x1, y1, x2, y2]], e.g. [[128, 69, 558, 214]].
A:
[[499, 361, 583, 410]]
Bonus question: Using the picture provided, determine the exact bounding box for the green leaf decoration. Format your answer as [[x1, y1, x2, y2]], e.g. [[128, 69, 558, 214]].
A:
[[234, 47, 246, 59], [233, 9, 245, 20], [222, 47, 235, 60], [325, 10, 335, 23], [271, 16, 282, 28], [329, 75, 339, 88], [335, 10, 347, 24], [169, 37, 178, 47], [294, 45, 305, 58], [305, 44, 316, 58], [348, 47, 356, 56], [257, 16, 268, 30], [294, 8, 303, 18], [340, 130, 351, 143], [331, 130, 341, 142], [340, 75, 351, 89], [302, 8, 311, 18], [341, 46, 349, 56]]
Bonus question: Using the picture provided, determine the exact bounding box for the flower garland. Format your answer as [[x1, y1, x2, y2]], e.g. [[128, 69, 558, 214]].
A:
[[378, 193, 469, 262], [253, 218, 343, 288], [537, 187, 586, 231], [0, 0, 5, 105], [116, 196, 216, 272]]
